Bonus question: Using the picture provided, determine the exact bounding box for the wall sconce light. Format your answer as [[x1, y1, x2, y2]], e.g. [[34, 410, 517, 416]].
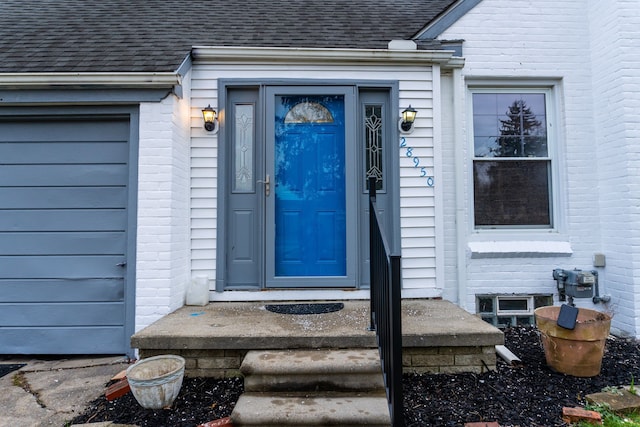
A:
[[399, 105, 417, 134], [202, 104, 219, 134]]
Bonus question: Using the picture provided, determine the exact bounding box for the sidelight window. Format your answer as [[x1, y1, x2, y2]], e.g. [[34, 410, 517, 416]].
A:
[[364, 104, 384, 191], [233, 104, 255, 193]]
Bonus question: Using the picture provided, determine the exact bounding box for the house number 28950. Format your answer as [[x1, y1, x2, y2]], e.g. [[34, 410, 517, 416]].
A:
[[400, 137, 434, 187]]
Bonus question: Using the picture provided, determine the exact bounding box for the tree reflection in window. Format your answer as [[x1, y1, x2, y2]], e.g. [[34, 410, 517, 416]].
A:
[[473, 93, 547, 158], [495, 100, 547, 158], [472, 92, 552, 227]]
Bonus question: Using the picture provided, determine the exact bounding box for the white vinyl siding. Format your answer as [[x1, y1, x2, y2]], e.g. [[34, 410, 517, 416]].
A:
[[190, 63, 438, 293]]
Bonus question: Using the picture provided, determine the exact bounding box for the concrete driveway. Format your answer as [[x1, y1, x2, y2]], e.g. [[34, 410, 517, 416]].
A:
[[0, 356, 130, 427]]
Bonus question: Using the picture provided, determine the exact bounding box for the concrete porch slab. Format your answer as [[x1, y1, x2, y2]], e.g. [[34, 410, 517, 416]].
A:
[[132, 299, 502, 349], [131, 299, 503, 376]]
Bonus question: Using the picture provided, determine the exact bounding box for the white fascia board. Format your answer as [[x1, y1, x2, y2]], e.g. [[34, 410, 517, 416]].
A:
[[0, 72, 181, 88], [192, 46, 464, 69]]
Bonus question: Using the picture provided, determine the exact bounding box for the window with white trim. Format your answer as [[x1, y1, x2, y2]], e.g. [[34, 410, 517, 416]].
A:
[[470, 89, 554, 228]]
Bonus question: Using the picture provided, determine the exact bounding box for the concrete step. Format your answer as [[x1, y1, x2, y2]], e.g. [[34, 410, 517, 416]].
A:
[[240, 348, 384, 392], [230, 392, 391, 426]]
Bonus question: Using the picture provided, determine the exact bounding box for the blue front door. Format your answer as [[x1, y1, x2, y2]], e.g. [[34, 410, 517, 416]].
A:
[[274, 95, 346, 276], [266, 88, 356, 287]]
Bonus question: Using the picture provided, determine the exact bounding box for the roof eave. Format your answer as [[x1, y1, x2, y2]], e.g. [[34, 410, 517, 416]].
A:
[[0, 72, 181, 89], [192, 46, 464, 68]]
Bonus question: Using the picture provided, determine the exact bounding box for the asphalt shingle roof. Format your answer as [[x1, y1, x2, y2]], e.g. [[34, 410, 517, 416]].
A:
[[0, 0, 456, 73]]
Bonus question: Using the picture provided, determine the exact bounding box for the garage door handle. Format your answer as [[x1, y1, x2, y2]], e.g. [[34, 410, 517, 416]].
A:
[[116, 262, 127, 267]]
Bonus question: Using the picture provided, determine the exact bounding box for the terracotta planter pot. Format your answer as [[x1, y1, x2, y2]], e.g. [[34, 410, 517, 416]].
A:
[[535, 306, 611, 377]]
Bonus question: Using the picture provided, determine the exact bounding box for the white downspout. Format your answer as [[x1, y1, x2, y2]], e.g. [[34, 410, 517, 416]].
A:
[[433, 64, 446, 301], [453, 67, 468, 310]]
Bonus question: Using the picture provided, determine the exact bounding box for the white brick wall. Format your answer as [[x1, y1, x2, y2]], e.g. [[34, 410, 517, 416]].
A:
[[135, 79, 192, 331], [589, 0, 640, 336], [439, 0, 640, 336]]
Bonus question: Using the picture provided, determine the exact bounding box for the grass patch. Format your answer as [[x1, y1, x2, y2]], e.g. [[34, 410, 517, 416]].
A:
[[573, 403, 640, 427]]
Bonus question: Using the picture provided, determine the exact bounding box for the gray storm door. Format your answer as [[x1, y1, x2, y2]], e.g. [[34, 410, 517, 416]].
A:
[[0, 112, 134, 354], [265, 87, 357, 288]]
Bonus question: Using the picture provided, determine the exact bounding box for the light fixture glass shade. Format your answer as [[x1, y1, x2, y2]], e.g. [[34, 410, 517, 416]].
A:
[[402, 105, 417, 124], [399, 105, 418, 133], [202, 105, 218, 132], [202, 105, 216, 124]]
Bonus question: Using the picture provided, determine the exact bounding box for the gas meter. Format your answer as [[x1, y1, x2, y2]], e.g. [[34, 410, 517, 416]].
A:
[[552, 268, 596, 305]]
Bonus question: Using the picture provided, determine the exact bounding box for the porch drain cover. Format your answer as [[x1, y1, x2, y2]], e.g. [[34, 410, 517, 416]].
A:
[[265, 303, 344, 315]]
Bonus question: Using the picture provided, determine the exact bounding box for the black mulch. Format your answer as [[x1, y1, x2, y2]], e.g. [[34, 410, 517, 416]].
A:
[[404, 326, 640, 426], [0, 363, 25, 379], [71, 377, 243, 426], [70, 326, 640, 427]]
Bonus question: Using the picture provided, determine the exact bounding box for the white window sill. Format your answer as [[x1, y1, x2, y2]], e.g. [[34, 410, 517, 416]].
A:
[[468, 240, 573, 259]]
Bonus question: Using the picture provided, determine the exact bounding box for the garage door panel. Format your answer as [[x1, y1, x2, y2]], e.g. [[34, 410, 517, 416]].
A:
[[0, 302, 125, 327], [0, 187, 127, 209], [0, 119, 130, 142], [0, 112, 132, 355], [0, 142, 129, 164], [0, 164, 128, 186], [0, 279, 124, 302], [1, 327, 126, 354], [0, 255, 125, 279], [0, 209, 126, 232], [0, 232, 126, 255]]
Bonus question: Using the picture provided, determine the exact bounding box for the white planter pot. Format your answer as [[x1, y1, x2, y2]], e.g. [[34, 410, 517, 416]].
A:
[[126, 354, 185, 409]]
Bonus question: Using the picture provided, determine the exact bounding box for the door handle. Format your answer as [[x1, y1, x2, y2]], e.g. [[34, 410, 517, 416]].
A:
[[116, 261, 127, 267], [257, 174, 270, 197]]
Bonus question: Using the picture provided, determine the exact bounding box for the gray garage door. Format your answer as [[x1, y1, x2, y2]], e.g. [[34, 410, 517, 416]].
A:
[[0, 113, 133, 354]]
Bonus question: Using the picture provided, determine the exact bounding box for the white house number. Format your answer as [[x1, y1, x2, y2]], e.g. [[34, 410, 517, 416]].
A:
[[400, 137, 434, 187]]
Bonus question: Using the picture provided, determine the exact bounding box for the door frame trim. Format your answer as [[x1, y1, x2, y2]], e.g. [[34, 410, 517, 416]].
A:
[[216, 79, 401, 292]]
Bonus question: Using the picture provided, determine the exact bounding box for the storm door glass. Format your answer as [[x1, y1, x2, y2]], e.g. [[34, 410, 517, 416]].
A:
[[274, 95, 346, 276]]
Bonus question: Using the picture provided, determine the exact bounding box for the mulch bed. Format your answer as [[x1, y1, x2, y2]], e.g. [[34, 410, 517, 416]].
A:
[[404, 326, 640, 426], [70, 326, 640, 427], [71, 377, 243, 426]]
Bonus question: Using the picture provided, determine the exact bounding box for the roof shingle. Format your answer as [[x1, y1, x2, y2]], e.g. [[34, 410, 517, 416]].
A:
[[0, 0, 455, 73]]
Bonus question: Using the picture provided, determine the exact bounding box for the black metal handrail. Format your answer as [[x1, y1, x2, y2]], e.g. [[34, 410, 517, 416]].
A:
[[368, 177, 404, 427]]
